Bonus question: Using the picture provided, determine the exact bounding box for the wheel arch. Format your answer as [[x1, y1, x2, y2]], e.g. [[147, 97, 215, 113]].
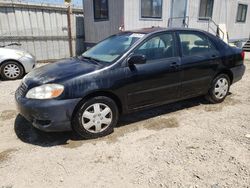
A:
[[71, 90, 123, 121], [0, 59, 26, 73], [215, 69, 233, 84]]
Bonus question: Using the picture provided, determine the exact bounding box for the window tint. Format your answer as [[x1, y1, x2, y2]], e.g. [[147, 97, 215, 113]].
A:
[[236, 4, 248, 22], [179, 33, 216, 56], [141, 0, 163, 19], [134, 33, 175, 61], [199, 0, 214, 20], [94, 0, 109, 21]]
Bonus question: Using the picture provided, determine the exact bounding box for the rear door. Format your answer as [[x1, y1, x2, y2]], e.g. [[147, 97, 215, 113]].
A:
[[177, 31, 221, 97], [125, 32, 181, 110]]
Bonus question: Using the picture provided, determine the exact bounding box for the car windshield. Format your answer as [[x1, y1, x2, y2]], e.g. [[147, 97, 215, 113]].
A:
[[82, 32, 145, 63]]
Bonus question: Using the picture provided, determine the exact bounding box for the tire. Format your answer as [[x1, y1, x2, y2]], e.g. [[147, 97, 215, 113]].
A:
[[206, 74, 230, 104], [72, 96, 119, 139], [0, 61, 24, 80]]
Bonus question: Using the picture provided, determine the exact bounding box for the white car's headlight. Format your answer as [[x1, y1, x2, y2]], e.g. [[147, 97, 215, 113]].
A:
[[26, 84, 64, 99], [15, 51, 25, 57], [15, 51, 33, 59], [25, 53, 33, 59]]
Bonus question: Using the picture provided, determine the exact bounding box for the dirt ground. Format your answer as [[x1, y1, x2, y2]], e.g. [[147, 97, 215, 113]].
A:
[[0, 62, 249, 188]]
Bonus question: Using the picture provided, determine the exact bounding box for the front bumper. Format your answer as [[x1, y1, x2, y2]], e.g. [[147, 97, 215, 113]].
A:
[[231, 64, 246, 84], [19, 56, 36, 73], [15, 90, 81, 132]]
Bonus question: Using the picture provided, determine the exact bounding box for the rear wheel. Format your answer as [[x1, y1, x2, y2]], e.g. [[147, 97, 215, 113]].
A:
[[0, 61, 24, 80], [206, 74, 230, 103], [72, 96, 119, 139]]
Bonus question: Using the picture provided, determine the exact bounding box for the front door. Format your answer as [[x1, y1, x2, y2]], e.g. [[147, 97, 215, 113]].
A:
[[125, 32, 181, 110], [170, 0, 188, 27]]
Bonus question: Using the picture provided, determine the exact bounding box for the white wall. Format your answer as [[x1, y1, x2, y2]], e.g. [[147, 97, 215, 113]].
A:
[[187, 0, 250, 41], [124, 0, 171, 30], [84, 0, 249, 44], [124, 0, 250, 41]]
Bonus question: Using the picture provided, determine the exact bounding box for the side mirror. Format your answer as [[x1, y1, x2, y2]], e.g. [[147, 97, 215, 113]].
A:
[[127, 54, 146, 66]]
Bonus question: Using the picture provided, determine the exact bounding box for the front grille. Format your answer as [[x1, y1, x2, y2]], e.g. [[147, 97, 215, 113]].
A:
[[17, 83, 28, 97]]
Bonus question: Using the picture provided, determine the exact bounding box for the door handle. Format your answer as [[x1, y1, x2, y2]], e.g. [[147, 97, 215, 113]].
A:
[[170, 62, 179, 69]]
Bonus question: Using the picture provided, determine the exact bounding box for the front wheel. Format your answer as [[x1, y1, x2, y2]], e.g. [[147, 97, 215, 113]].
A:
[[0, 61, 24, 80], [206, 74, 230, 104], [72, 96, 119, 139]]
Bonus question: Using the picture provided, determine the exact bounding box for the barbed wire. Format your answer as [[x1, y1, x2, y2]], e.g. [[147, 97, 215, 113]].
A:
[[1, 0, 83, 8]]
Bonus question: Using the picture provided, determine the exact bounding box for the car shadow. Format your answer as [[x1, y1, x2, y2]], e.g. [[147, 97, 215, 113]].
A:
[[14, 96, 211, 147], [14, 114, 82, 147]]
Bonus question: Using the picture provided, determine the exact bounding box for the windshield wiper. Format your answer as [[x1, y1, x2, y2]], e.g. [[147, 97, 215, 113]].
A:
[[82, 56, 102, 64]]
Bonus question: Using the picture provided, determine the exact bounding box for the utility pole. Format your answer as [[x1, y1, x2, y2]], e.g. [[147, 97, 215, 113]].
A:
[[66, 0, 73, 57]]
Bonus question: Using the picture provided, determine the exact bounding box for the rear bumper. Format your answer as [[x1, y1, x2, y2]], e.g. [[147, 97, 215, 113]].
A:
[[15, 94, 81, 132], [231, 64, 246, 84]]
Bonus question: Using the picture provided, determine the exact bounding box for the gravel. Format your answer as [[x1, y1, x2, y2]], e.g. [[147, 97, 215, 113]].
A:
[[0, 62, 249, 188]]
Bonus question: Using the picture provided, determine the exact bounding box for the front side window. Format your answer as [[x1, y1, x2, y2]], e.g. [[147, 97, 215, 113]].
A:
[[236, 4, 248, 23], [82, 33, 145, 63], [199, 0, 214, 20], [179, 32, 216, 56], [134, 33, 175, 61], [94, 0, 109, 21], [141, 0, 163, 19]]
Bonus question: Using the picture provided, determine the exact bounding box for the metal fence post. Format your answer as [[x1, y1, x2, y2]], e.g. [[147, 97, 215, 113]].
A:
[[67, 4, 73, 57]]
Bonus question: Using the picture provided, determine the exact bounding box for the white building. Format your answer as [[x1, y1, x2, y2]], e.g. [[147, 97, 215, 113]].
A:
[[83, 0, 250, 48]]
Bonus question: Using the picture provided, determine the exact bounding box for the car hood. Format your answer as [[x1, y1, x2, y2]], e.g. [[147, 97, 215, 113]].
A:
[[23, 57, 104, 86], [0, 47, 29, 60]]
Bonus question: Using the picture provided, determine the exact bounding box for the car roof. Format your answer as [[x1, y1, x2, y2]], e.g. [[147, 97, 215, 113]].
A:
[[126, 27, 209, 35]]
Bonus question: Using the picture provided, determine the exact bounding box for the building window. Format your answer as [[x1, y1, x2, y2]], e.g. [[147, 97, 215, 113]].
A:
[[141, 0, 163, 19], [236, 4, 248, 23], [94, 0, 109, 21], [199, 0, 214, 20]]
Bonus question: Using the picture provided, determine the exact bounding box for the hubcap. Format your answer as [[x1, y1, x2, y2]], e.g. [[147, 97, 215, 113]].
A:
[[3, 64, 20, 79], [81, 103, 112, 133], [213, 78, 229, 99]]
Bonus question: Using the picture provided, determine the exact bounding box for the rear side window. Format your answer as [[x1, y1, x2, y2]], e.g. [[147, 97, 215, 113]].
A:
[[179, 32, 216, 56], [134, 33, 176, 61]]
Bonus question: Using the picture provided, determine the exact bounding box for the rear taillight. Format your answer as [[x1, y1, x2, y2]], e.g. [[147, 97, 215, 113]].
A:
[[241, 51, 245, 60]]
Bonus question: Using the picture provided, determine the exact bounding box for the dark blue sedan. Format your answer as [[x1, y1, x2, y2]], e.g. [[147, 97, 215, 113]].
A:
[[15, 28, 245, 139]]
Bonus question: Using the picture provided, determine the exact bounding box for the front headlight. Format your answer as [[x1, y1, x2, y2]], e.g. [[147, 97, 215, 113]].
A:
[[24, 53, 33, 59], [15, 51, 25, 57], [26, 84, 64, 99]]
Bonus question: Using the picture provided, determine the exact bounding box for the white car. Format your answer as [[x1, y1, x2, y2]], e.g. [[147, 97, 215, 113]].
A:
[[0, 47, 36, 80]]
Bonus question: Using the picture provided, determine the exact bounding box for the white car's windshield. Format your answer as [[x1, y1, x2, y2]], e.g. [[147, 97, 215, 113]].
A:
[[82, 32, 145, 63]]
